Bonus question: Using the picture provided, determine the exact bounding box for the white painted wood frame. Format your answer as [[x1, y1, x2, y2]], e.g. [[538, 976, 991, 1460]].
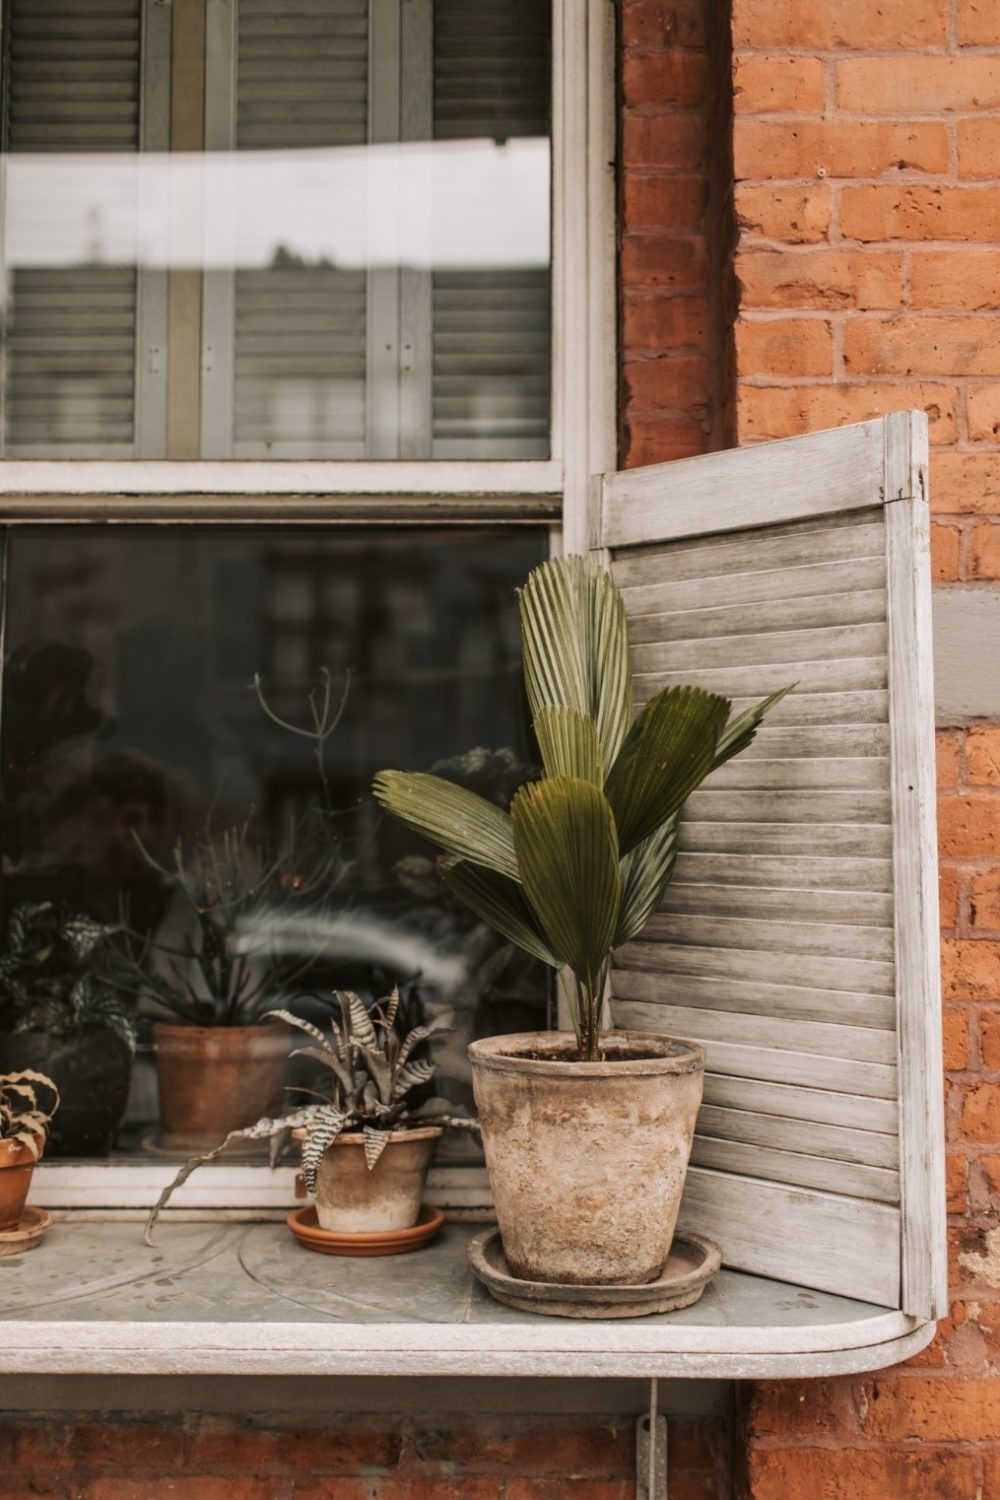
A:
[[599, 412, 946, 1321]]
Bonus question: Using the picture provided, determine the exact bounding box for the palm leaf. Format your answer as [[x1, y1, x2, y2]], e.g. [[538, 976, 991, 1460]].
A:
[[604, 685, 731, 855], [372, 771, 518, 880], [443, 860, 558, 967], [712, 686, 794, 772], [519, 555, 632, 769], [614, 818, 679, 948], [533, 707, 605, 785], [511, 776, 621, 991]]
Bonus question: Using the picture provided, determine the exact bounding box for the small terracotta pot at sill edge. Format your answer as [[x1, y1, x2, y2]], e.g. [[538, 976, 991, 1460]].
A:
[[0, 1134, 43, 1232], [153, 1020, 290, 1151], [293, 1125, 443, 1233]]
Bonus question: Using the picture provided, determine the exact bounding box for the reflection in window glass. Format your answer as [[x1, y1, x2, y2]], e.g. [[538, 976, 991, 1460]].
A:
[[0, 0, 551, 459], [0, 527, 548, 1157]]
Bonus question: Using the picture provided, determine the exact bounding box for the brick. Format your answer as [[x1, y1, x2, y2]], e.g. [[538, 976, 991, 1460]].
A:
[[737, 383, 957, 445], [14, 1422, 186, 1472], [409, 1420, 632, 1477], [736, 248, 901, 310], [970, 522, 1000, 579], [82, 1483, 276, 1500], [747, 1444, 980, 1500], [861, 1375, 1000, 1440], [940, 865, 961, 928], [968, 728, 1000, 785], [944, 1007, 970, 1071], [623, 353, 711, 410], [841, 186, 1000, 243], [958, 118, 1000, 180], [838, 56, 1000, 113], [947, 1153, 968, 1213], [941, 936, 1000, 998], [622, 172, 707, 233], [733, 54, 826, 114], [623, 415, 710, 466], [622, 292, 709, 351], [937, 730, 963, 790], [846, 316, 1000, 378], [189, 1421, 402, 1472], [963, 1081, 1000, 1141], [983, 1008, 1000, 1069], [735, 318, 832, 377], [981, 1155, 1000, 1198], [911, 252, 1000, 313], [621, 112, 708, 170], [295, 1482, 501, 1500], [620, 235, 706, 290], [734, 119, 948, 181], [971, 869, 1000, 930], [931, 523, 961, 581], [959, 0, 1000, 45], [969, 385, 1000, 443], [622, 0, 707, 50], [622, 52, 709, 108], [939, 796, 1000, 859], [506, 1484, 630, 1500], [733, 0, 947, 48], [931, 452, 1000, 515], [735, 182, 832, 242], [744, 1379, 863, 1440]]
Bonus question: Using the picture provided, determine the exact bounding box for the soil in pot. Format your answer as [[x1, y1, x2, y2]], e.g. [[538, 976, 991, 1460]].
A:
[[469, 1029, 706, 1288], [154, 1020, 291, 1151], [304, 1126, 443, 1234], [0, 1028, 131, 1157], [0, 1135, 41, 1230]]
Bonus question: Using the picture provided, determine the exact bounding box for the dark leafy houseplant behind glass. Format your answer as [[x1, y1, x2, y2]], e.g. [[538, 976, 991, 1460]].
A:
[[375, 555, 790, 1061], [0, 901, 136, 1053]]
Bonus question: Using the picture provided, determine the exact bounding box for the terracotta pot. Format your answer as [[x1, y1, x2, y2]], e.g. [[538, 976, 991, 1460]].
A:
[[469, 1030, 706, 1287], [301, 1126, 443, 1233], [0, 1134, 42, 1231], [0, 1029, 130, 1157], [154, 1021, 290, 1151]]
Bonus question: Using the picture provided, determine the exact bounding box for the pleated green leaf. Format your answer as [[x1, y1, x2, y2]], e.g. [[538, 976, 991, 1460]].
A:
[[443, 860, 558, 968], [519, 556, 632, 769], [614, 818, 679, 948], [372, 770, 518, 880], [511, 776, 621, 991], [711, 685, 794, 772], [534, 706, 605, 785], [604, 685, 731, 856]]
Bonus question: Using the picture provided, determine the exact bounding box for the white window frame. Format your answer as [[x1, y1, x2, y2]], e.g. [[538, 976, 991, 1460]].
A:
[[0, 0, 616, 1213]]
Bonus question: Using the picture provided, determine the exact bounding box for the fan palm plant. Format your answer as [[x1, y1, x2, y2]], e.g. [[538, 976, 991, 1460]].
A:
[[374, 554, 787, 1062]]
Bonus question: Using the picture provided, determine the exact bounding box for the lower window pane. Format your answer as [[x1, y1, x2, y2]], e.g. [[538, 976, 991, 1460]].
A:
[[0, 525, 548, 1161]]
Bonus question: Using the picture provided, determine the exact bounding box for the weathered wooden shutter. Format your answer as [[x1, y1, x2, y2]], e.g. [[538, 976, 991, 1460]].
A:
[[2, 0, 143, 455], [430, 0, 550, 458], [600, 413, 945, 1318], [202, 0, 369, 457]]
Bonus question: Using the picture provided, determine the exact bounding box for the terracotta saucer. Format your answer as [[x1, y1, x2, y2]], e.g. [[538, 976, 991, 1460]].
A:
[[0, 1205, 52, 1258], [467, 1228, 721, 1319], [287, 1204, 445, 1257]]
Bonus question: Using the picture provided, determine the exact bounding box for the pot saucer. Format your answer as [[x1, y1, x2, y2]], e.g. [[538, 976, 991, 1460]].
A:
[[467, 1228, 721, 1319], [0, 1206, 52, 1258], [288, 1204, 445, 1257]]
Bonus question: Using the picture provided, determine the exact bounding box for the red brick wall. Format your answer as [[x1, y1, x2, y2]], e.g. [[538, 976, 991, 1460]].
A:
[[731, 1, 1000, 1494], [0, 1411, 728, 1499]]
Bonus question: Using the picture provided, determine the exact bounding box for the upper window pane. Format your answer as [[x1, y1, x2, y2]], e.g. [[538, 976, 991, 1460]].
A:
[[0, 0, 552, 460]]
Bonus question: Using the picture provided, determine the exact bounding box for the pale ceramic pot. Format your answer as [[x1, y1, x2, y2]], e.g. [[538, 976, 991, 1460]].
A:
[[469, 1030, 706, 1286], [154, 1021, 290, 1150], [0, 1133, 42, 1231], [306, 1126, 443, 1233]]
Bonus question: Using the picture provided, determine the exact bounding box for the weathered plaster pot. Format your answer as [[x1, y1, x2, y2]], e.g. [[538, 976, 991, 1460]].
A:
[[0, 1134, 42, 1231], [304, 1126, 443, 1233], [154, 1021, 290, 1151], [469, 1030, 706, 1286]]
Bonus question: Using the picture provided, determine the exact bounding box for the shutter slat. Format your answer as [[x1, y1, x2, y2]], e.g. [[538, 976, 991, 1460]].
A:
[[690, 1139, 899, 1205], [619, 942, 894, 998], [665, 881, 894, 925], [644, 913, 895, 964], [612, 965, 896, 1031], [673, 851, 893, 892], [678, 821, 893, 857], [703, 1075, 899, 1134]]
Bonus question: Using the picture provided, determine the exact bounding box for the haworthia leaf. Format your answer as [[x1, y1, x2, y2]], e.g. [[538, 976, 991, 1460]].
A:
[[604, 685, 731, 855], [443, 860, 559, 968], [372, 770, 518, 880], [511, 776, 621, 992]]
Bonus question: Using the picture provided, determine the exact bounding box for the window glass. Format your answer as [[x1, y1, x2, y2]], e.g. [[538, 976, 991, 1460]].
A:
[[0, 526, 548, 1159], [0, 0, 551, 459]]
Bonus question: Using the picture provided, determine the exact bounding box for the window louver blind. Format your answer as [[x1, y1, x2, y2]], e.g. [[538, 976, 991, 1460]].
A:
[[3, 0, 142, 455], [228, 0, 369, 457], [430, 0, 550, 458], [600, 413, 946, 1318]]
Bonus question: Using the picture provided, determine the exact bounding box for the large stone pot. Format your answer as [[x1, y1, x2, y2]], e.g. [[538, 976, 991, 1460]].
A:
[[154, 1021, 290, 1150], [469, 1030, 705, 1286], [0, 1028, 131, 1157]]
